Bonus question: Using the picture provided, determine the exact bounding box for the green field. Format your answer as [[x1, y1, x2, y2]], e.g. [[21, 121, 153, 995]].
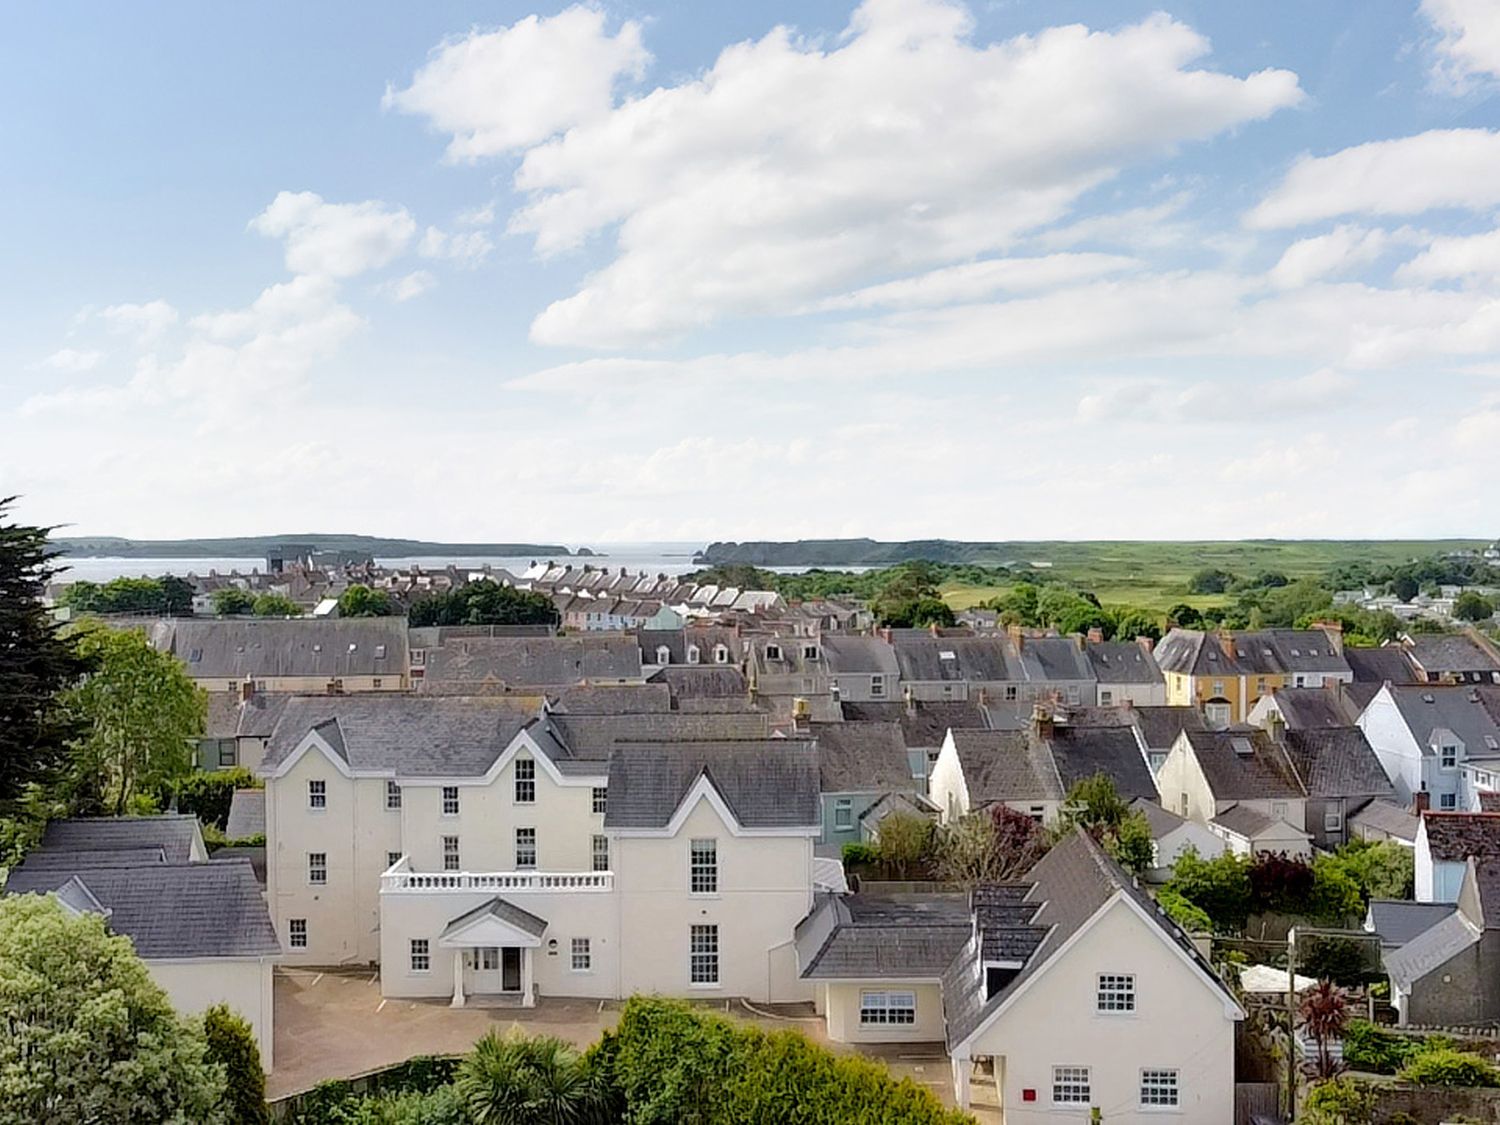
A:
[[935, 539, 1483, 613]]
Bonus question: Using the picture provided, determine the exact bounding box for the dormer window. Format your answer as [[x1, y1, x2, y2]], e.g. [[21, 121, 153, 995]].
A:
[[656, 645, 672, 665], [765, 644, 782, 661], [1442, 744, 1459, 769], [802, 645, 818, 660], [714, 644, 729, 664], [686, 645, 700, 665]]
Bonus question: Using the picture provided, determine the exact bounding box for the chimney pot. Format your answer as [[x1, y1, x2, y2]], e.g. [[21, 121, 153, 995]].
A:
[[1414, 789, 1430, 814], [1087, 627, 1104, 644]]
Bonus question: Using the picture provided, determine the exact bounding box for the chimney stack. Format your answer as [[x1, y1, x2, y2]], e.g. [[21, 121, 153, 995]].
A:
[[880, 626, 893, 644], [1136, 635, 1155, 654], [1414, 789, 1430, 814], [976, 687, 988, 708], [904, 683, 917, 717], [239, 677, 255, 704], [1031, 702, 1054, 742], [1311, 619, 1345, 656], [791, 696, 810, 734], [929, 621, 941, 637], [1087, 627, 1104, 644]]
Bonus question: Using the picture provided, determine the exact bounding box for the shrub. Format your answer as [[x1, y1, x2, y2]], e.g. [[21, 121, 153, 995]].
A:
[[1397, 1046, 1500, 1087], [1342, 1020, 1420, 1075], [605, 996, 971, 1124], [168, 766, 260, 829], [336, 1086, 467, 1124], [1166, 848, 1252, 932], [456, 1030, 611, 1124], [1299, 935, 1375, 986], [841, 841, 880, 867], [1156, 887, 1213, 933], [1301, 1075, 1374, 1125], [204, 1003, 269, 1125]]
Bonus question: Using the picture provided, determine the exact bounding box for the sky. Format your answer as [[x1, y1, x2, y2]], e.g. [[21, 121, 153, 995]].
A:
[[3, 0, 1500, 545]]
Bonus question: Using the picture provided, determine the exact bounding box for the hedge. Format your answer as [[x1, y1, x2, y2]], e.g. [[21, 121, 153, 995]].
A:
[[1397, 1045, 1500, 1088], [283, 1056, 461, 1123], [1343, 1020, 1423, 1075], [593, 997, 973, 1125], [166, 767, 261, 829]]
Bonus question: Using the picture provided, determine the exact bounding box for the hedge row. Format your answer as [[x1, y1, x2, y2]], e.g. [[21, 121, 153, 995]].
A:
[[591, 997, 972, 1125], [283, 1056, 461, 1123]]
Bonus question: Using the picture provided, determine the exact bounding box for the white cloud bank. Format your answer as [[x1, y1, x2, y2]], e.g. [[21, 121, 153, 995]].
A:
[[1423, 0, 1500, 91], [250, 191, 416, 278]]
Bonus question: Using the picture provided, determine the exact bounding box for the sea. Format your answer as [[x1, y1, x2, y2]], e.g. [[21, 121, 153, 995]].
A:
[[56, 543, 870, 583]]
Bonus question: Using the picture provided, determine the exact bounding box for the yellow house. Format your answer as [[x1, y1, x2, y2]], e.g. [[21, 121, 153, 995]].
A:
[[1155, 626, 1352, 726]]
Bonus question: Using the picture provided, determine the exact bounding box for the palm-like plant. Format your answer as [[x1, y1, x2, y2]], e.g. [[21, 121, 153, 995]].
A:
[[1299, 979, 1352, 1080], [456, 1030, 611, 1125]]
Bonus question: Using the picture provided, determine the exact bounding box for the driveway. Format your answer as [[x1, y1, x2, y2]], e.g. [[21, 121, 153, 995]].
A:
[[269, 969, 972, 1113]]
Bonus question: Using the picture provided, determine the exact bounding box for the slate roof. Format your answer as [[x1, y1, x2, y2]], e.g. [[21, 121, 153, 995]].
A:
[[1211, 804, 1279, 839], [637, 628, 741, 667], [1048, 726, 1158, 802], [14, 847, 169, 869], [1018, 637, 1095, 684], [1266, 688, 1362, 730], [1131, 706, 1209, 751], [1405, 634, 1500, 678], [1348, 798, 1420, 843], [817, 635, 903, 677], [262, 695, 541, 777], [1346, 645, 1420, 684], [547, 711, 770, 759], [1130, 797, 1188, 838], [1420, 812, 1500, 862], [809, 721, 914, 793], [602, 740, 821, 830], [153, 617, 407, 680], [1386, 685, 1500, 759], [421, 636, 641, 690], [225, 789, 266, 838], [4, 859, 279, 959], [1386, 910, 1481, 991], [39, 815, 204, 864], [795, 893, 971, 979], [860, 791, 940, 827], [841, 700, 990, 749], [1086, 642, 1163, 685], [1155, 628, 1351, 678], [943, 830, 1234, 1049], [1366, 899, 1457, 949], [1283, 727, 1395, 799], [892, 637, 1023, 684], [648, 665, 750, 699], [949, 730, 1064, 804], [1183, 729, 1306, 800], [442, 896, 548, 941], [547, 683, 672, 714]]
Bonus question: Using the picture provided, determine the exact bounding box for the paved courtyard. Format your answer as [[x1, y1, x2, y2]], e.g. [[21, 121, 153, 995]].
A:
[[269, 968, 961, 1110]]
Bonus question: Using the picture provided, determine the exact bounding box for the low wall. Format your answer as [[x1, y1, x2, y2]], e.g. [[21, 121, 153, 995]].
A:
[[1372, 1084, 1500, 1123]]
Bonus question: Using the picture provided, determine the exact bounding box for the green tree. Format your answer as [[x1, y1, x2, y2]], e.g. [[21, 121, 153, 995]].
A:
[[211, 587, 254, 615], [1300, 1076, 1374, 1125], [936, 806, 1050, 884], [408, 580, 560, 627], [1111, 608, 1162, 643], [1187, 568, 1235, 594], [1300, 980, 1352, 1080], [874, 811, 934, 879], [0, 499, 94, 805], [1060, 775, 1154, 873], [1391, 575, 1419, 602], [1164, 847, 1252, 932], [1325, 838, 1413, 903], [1398, 1046, 1500, 1087], [203, 1004, 268, 1125], [1454, 591, 1496, 622], [337, 584, 395, 618], [251, 592, 301, 617], [988, 582, 1040, 625], [0, 895, 225, 1122], [456, 1029, 611, 1125], [1310, 852, 1364, 923], [1166, 602, 1204, 628], [62, 625, 206, 815]]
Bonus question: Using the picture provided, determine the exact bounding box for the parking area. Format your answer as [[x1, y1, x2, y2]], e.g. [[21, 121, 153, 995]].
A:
[[269, 969, 967, 1110]]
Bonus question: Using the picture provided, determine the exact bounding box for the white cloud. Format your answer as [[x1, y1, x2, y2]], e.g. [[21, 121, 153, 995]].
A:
[[481, 2, 1300, 347], [1399, 226, 1500, 282], [250, 191, 416, 278], [1423, 0, 1500, 91], [1247, 129, 1500, 228], [1268, 225, 1390, 288], [100, 299, 178, 345], [456, 202, 496, 227], [378, 270, 438, 302], [811, 253, 1139, 311], [1076, 368, 1353, 423], [418, 226, 494, 266], [384, 5, 649, 159], [40, 347, 104, 372]]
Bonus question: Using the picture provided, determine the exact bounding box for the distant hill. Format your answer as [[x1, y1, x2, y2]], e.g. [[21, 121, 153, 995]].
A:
[[53, 534, 579, 559]]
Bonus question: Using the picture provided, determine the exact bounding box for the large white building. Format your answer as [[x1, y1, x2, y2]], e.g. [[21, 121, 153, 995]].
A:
[[258, 695, 822, 1005]]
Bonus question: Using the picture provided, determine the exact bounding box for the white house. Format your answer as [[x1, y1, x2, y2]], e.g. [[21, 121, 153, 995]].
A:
[[943, 830, 1244, 1119], [1129, 798, 1226, 882], [1155, 728, 1311, 857], [1414, 811, 1500, 903], [258, 695, 819, 1006], [1357, 684, 1500, 811]]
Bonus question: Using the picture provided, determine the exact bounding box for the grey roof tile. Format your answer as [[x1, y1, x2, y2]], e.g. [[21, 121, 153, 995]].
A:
[[39, 816, 203, 864], [1385, 910, 1481, 991], [1348, 798, 1420, 842], [796, 893, 971, 979], [154, 618, 407, 680], [603, 740, 820, 830], [1366, 899, 1457, 949], [841, 700, 990, 749], [225, 789, 266, 838], [1283, 727, 1394, 799], [810, 721, 913, 793], [1184, 728, 1306, 800], [441, 895, 549, 941], [1049, 725, 1157, 801], [1420, 812, 1500, 862], [950, 730, 1064, 804], [1086, 642, 1163, 685], [422, 635, 641, 690], [820, 635, 901, 676]]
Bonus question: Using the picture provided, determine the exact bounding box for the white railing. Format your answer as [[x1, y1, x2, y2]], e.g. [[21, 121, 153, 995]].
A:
[[381, 869, 614, 893]]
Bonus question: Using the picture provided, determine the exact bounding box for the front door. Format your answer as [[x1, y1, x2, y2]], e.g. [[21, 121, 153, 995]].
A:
[[468, 947, 503, 993], [501, 946, 522, 992]]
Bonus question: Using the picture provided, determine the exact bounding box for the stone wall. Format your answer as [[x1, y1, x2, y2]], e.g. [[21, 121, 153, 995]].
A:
[[1372, 1083, 1500, 1124]]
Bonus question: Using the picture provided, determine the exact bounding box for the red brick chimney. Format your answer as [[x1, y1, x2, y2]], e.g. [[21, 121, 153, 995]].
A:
[[1311, 619, 1345, 656], [1087, 627, 1104, 644], [1031, 702, 1054, 741], [1414, 790, 1430, 814], [1136, 635, 1155, 654]]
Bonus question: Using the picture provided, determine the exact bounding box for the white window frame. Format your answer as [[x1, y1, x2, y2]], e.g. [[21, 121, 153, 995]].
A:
[[1140, 1068, 1179, 1108], [441, 786, 460, 817], [713, 644, 729, 664], [1441, 745, 1459, 770], [1440, 792, 1458, 810], [1324, 808, 1343, 832], [386, 780, 402, 810], [386, 850, 402, 869], [834, 797, 854, 830], [686, 645, 700, 665], [307, 852, 327, 885], [442, 835, 460, 872], [870, 675, 885, 698], [571, 937, 592, 972], [1052, 1066, 1091, 1107], [859, 990, 916, 1026], [289, 918, 307, 948], [514, 758, 536, 804], [592, 787, 607, 815], [690, 838, 718, 895], [515, 827, 537, 869], [1096, 974, 1135, 1013], [689, 924, 719, 986], [410, 938, 430, 974], [308, 779, 326, 810], [592, 834, 610, 872]]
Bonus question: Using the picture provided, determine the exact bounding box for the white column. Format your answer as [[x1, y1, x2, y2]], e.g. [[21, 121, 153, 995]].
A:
[[451, 949, 465, 1008], [952, 1056, 971, 1110], [522, 946, 536, 1008]]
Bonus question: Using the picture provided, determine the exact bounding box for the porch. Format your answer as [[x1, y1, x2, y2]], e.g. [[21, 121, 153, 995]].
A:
[[439, 896, 548, 1010]]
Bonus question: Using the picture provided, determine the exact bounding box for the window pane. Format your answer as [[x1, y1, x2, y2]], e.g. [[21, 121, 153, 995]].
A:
[[1096, 974, 1135, 1012], [386, 780, 402, 810], [516, 827, 537, 868], [571, 937, 591, 971], [442, 786, 459, 816], [515, 759, 536, 804], [1052, 1066, 1091, 1105], [690, 839, 718, 893], [592, 787, 608, 814], [410, 939, 430, 972], [289, 919, 307, 948], [690, 924, 718, 984], [592, 835, 610, 872], [1140, 1069, 1178, 1107]]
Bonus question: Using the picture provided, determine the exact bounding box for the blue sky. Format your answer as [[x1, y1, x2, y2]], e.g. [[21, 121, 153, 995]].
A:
[[3, 0, 1499, 543]]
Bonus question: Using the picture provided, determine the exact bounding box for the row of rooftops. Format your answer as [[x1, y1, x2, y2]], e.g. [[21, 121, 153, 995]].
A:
[[1156, 625, 1500, 684]]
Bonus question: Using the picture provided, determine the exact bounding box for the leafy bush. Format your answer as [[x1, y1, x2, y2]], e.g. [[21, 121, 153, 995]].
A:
[[166, 767, 260, 829], [204, 1003, 268, 1125], [1165, 848, 1252, 932], [1299, 935, 1375, 986], [1342, 1020, 1420, 1075], [1300, 1075, 1374, 1125], [285, 1057, 461, 1123], [601, 997, 971, 1124], [841, 841, 880, 867], [326, 1087, 467, 1125], [1248, 852, 1316, 915], [1397, 1046, 1500, 1087], [1156, 887, 1213, 933], [456, 1030, 611, 1124]]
